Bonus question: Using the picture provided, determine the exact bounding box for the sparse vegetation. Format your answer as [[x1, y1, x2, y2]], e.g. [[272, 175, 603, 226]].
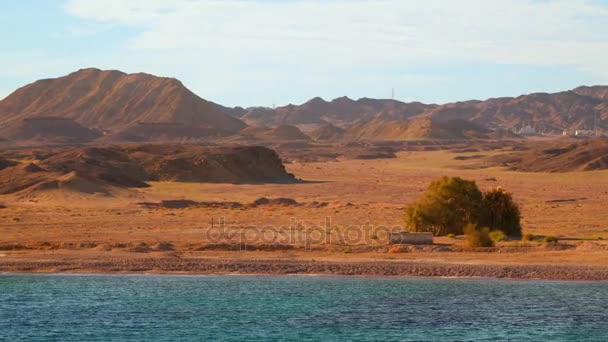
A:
[[544, 236, 559, 243], [522, 233, 536, 242], [489, 230, 507, 242], [464, 224, 494, 248]]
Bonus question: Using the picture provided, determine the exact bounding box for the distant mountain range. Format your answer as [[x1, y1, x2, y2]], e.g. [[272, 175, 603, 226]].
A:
[[235, 87, 608, 135], [0, 68, 606, 144]]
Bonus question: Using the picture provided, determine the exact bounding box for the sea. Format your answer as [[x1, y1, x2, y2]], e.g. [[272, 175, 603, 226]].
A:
[[0, 274, 607, 341]]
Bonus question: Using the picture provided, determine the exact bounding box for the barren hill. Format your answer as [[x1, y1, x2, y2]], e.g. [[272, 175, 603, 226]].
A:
[[0, 117, 101, 143], [423, 91, 606, 133], [573, 86, 608, 101], [342, 117, 501, 141], [238, 97, 434, 128], [0, 145, 297, 197], [1, 68, 606, 143], [309, 123, 346, 141], [0, 68, 246, 135], [127, 145, 297, 184], [236, 89, 608, 135], [484, 137, 608, 172], [240, 125, 310, 142], [102, 122, 231, 143]]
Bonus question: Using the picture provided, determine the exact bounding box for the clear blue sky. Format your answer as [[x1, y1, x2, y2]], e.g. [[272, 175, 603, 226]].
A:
[[2, 0, 608, 107]]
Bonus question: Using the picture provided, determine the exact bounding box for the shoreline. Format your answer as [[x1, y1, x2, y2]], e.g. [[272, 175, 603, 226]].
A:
[[2, 258, 608, 281], [3, 272, 608, 284]]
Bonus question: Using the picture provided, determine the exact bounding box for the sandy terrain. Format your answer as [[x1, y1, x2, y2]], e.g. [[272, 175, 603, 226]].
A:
[[1, 148, 608, 280]]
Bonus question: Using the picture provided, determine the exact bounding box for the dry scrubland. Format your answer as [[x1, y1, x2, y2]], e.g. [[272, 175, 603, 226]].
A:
[[1, 147, 608, 279]]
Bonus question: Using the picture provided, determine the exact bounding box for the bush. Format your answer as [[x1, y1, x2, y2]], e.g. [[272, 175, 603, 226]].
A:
[[447, 233, 456, 239], [522, 233, 536, 242], [489, 230, 507, 242], [543, 236, 559, 243], [405, 176, 483, 236], [464, 224, 494, 248], [405, 177, 523, 237], [480, 187, 522, 237]]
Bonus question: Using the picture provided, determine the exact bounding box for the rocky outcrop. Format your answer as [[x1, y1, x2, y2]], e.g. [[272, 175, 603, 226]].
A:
[[0, 144, 298, 195], [139, 145, 298, 184]]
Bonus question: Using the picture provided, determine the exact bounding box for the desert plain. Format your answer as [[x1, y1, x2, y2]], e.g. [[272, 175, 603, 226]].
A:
[[2, 143, 607, 280]]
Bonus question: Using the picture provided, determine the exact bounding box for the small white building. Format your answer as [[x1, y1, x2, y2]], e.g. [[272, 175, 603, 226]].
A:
[[514, 125, 537, 136], [389, 232, 434, 245]]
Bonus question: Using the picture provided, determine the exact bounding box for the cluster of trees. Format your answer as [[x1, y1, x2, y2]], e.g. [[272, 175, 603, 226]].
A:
[[405, 176, 522, 240]]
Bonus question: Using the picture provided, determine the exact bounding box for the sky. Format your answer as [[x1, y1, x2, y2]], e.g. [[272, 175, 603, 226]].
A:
[[1, 0, 608, 107]]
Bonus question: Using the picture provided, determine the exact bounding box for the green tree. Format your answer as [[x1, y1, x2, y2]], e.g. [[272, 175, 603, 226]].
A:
[[480, 187, 522, 236], [405, 176, 483, 236]]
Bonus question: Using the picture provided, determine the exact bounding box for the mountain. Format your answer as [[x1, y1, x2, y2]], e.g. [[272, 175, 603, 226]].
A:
[[237, 97, 435, 128], [486, 137, 608, 172], [237, 89, 608, 135], [342, 117, 500, 141], [309, 123, 346, 141], [240, 125, 311, 141], [423, 91, 606, 133], [0, 117, 101, 143], [0, 68, 246, 135], [573, 86, 608, 101], [101, 122, 230, 142], [1, 68, 606, 143]]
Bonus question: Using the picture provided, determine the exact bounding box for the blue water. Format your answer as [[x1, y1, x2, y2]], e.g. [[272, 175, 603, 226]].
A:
[[1, 275, 607, 341]]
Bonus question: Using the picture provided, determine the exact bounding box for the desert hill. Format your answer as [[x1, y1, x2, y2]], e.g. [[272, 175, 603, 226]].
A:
[[264, 125, 311, 141], [240, 125, 311, 142], [40, 147, 151, 188], [341, 117, 507, 141], [483, 137, 608, 172], [102, 122, 232, 142], [236, 89, 607, 135], [237, 97, 434, 128], [127, 144, 297, 183], [0, 68, 246, 135], [0, 145, 297, 197], [1, 68, 606, 144], [0, 117, 101, 143], [573, 86, 608, 101], [423, 91, 606, 134], [309, 123, 346, 141]]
